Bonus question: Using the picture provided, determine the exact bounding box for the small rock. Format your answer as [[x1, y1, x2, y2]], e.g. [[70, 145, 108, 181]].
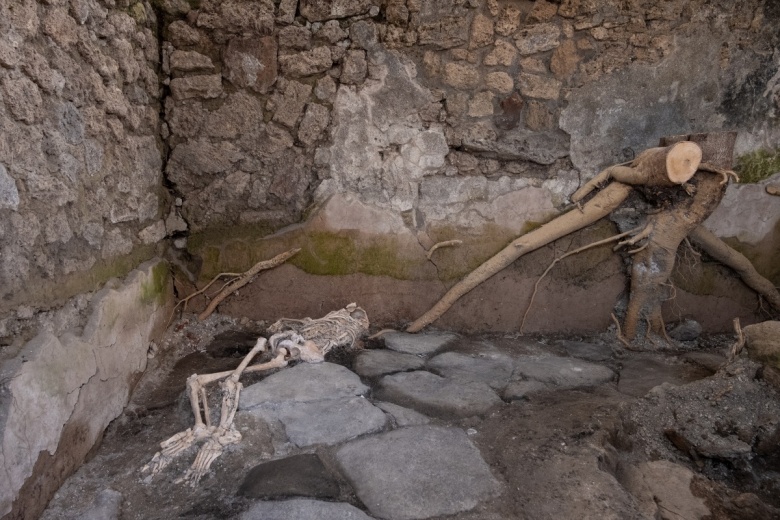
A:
[[223, 36, 278, 93], [517, 72, 562, 100], [443, 62, 480, 89], [238, 453, 340, 499], [376, 370, 502, 419], [669, 319, 702, 342], [336, 426, 501, 519], [241, 499, 373, 520], [374, 401, 430, 426], [383, 331, 457, 356], [299, 0, 371, 22], [353, 349, 425, 378], [513, 356, 615, 389], [340, 50, 367, 85]]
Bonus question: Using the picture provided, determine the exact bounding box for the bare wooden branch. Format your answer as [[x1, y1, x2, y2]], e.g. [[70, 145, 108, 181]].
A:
[[197, 248, 301, 321], [426, 240, 463, 260]]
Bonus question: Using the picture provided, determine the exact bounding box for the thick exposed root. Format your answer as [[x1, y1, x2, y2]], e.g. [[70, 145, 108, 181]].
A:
[[689, 226, 780, 313], [198, 248, 301, 321], [406, 182, 633, 332]]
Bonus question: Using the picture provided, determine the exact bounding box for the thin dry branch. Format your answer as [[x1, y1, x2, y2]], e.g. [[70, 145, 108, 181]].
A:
[[168, 271, 244, 325], [426, 240, 463, 260], [520, 228, 638, 331], [197, 248, 301, 321]]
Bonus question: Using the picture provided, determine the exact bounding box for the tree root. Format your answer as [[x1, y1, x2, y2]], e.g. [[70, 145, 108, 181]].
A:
[[198, 248, 301, 321], [728, 317, 745, 362], [406, 182, 633, 332], [689, 226, 780, 312], [520, 228, 638, 331]]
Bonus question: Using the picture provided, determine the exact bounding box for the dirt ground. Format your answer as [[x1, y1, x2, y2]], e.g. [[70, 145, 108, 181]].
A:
[[41, 314, 780, 520]]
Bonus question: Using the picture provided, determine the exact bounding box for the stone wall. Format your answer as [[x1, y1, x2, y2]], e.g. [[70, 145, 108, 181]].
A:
[[0, 0, 167, 357], [0, 260, 171, 520], [163, 0, 779, 331]]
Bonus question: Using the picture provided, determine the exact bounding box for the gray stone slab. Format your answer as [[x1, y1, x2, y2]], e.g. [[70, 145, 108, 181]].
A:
[[383, 331, 457, 356], [336, 425, 501, 520], [354, 349, 424, 377], [376, 371, 502, 419], [502, 380, 549, 401], [241, 499, 375, 520], [426, 351, 513, 389], [248, 397, 387, 447], [238, 453, 340, 499], [552, 340, 616, 362], [375, 401, 430, 427], [513, 356, 615, 389], [239, 362, 368, 410]]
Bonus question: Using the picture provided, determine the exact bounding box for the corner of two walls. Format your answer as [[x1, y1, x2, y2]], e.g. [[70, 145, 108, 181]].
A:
[[162, 0, 779, 332], [0, 1, 175, 518]]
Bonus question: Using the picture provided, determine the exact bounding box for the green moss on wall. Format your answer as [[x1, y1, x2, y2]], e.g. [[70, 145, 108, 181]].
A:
[[141, 261, 170, 305], [735, 149, 780, 183], [0, 244, 159, 315]]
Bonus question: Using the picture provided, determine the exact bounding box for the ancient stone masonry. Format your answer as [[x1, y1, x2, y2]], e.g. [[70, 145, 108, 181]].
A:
[[0, 0, 166, 350], [162, 0, 779, 332]]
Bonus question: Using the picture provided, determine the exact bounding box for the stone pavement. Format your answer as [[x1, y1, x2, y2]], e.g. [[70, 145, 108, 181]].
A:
[[234, 331, 622, 520]]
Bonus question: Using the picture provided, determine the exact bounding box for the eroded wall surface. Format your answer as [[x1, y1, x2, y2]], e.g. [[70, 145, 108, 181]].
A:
[[0, 0, 167, 355], [0, 260, 171, 520]]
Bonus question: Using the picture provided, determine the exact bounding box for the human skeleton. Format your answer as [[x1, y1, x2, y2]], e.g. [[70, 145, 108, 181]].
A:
[[141, 303, 369, 485]]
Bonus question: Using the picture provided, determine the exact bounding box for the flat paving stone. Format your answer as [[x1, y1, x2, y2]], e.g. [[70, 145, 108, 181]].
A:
[[383, 331, 457, 356], [502, 380, 550, 401], [240, 498, 375, 520], [354, 349, 425, 377], [426, 350, 513, 389], [239, 362, 368, 410], [336, 425, 501, 520], [238, 453, 340, 499], [552, 340, 616, 362], [513, 355, 615, 389], [376, 370, 502, 419], [247, 396, 387, 447], [375, 401, 430, 426]]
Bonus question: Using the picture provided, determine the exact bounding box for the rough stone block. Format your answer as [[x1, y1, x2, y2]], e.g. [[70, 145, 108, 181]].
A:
[[518, 72, 562, 99], [299, 0, 372, 22], [279, 46, 333, 77], [443, 62, 480, 89], [169, 75, 223, 101], [514, 23, 561, 55], [353, 349, 425, 377], [169, 50, 214, 73], [223, 36, 277, 93]]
